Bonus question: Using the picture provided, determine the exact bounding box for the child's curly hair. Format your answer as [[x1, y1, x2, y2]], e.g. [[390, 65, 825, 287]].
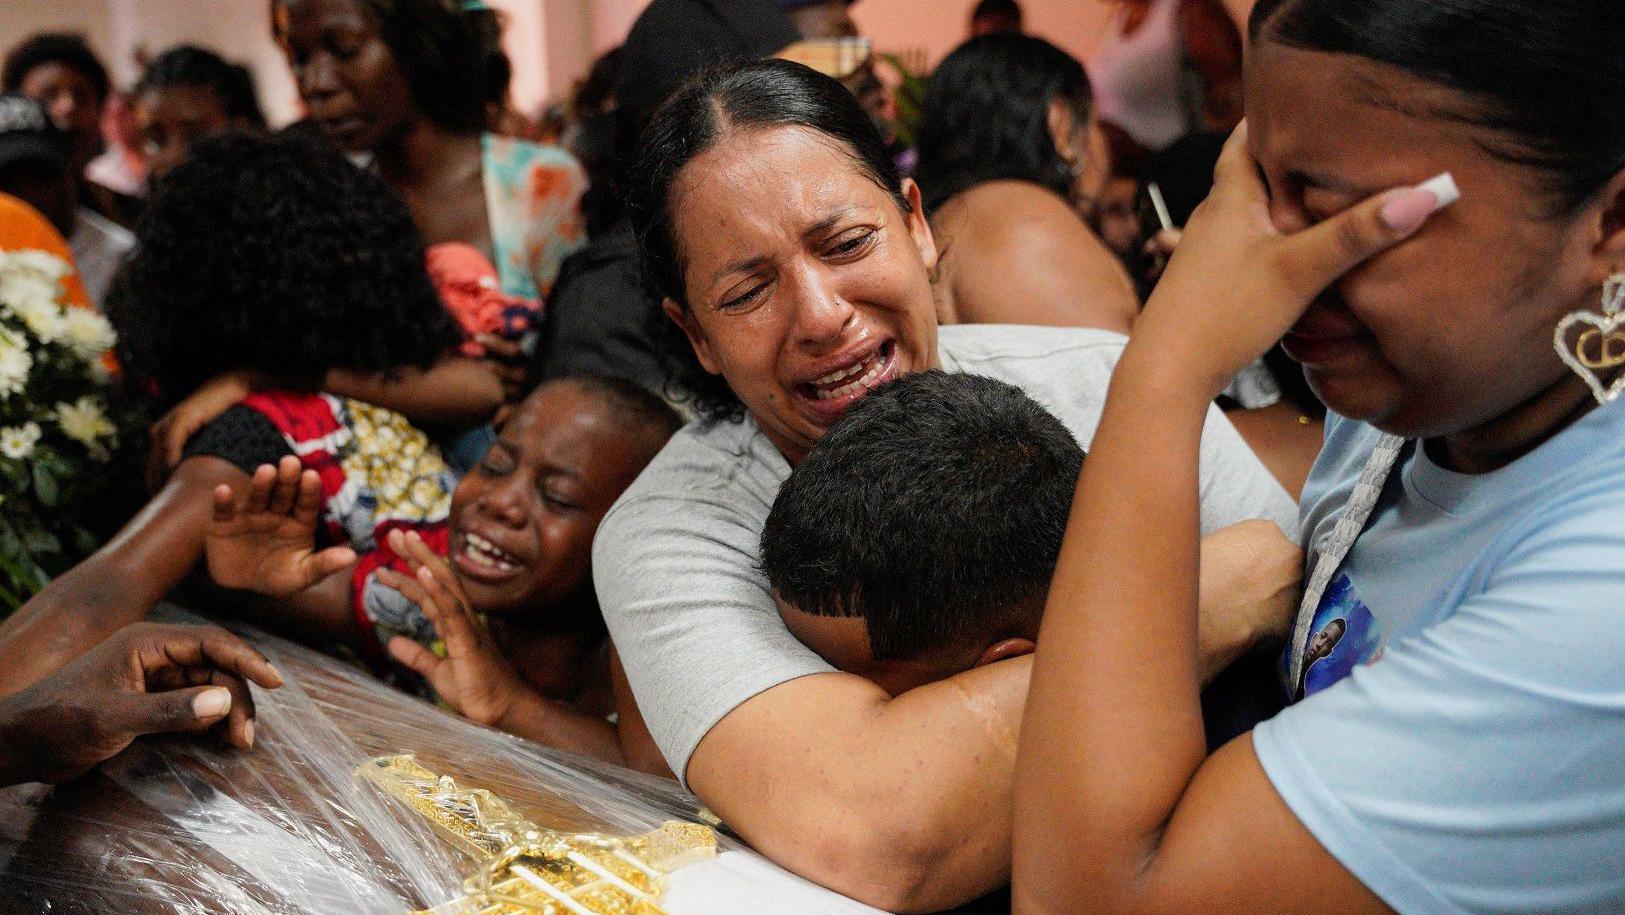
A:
[[107, 128, 460, 405]]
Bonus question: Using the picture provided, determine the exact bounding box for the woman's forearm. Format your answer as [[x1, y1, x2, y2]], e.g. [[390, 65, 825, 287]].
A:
[[0, 563, 148, 695], [688, 660, 1030, 912], [0, 458, 243, 696], [324, 358, 502, 428], [1016, 344, 1217, 907]]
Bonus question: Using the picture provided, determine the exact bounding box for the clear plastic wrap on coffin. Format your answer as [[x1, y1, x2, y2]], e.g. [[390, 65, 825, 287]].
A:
[[0, 609, 886, 915]]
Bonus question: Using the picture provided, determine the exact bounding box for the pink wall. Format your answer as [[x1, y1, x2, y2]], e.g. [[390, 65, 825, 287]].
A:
[[0, 0, 1138, 126], [854, 0, 1120, 68]]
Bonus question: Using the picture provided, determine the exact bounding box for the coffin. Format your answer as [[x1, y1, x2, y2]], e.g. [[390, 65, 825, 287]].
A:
[[0, 611, 884, 914]]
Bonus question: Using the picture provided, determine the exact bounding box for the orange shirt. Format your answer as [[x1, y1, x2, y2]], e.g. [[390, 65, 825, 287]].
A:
[[0, 192, 92, 310]]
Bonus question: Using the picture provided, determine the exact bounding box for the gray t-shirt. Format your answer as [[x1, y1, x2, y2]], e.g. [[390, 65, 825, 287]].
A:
[[594, 325, 1299, 781]]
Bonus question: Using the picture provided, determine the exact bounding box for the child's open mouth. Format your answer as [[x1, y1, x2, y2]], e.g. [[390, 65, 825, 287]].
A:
[[455, 530, 523, 581]]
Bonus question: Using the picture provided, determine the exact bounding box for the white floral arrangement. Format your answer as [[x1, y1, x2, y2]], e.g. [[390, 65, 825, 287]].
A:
[[0, 248, 130, 611]]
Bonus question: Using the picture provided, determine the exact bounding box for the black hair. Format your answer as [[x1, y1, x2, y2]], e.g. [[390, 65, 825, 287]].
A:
[[761, 371, 1084, 662], [2, 33, 110, 103], [627, 58, 908, 424], [275, 0, 510, 133], [552, 374, 684, 444], [971, 0, 1023, 25], [134, 45, 267, 128], [574, 46, 623, 119], [1100, 121, 1147, 183], [914, 33, 1091, 214], [106, 129, 460, 405], [1250, 0, 1625, 215]]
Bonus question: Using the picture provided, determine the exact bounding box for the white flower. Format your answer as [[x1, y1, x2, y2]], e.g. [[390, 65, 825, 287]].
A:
[[0, 267, 59, 318], [0, 422, 40, 460], [61, 308, 116, 361], [0, 250, 71, 283], [11, 294, 66, 344], [55, 396, 116, 459], [0, 331, 32, 398]]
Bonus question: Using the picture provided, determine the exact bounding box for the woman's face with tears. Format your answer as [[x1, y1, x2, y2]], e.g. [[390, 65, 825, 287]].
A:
[[1246, 41, 1618, 445], [662, 124, 942, 465]]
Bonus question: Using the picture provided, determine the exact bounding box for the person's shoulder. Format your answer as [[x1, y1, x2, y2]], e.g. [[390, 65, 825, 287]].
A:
[[1504, 448, 1625, 554], [603, 417, 772, 516], [938, 325, 1130, 445], [594, 415, 784, 567], [958, 179, 1072, 216], [939, 322, 1128, 369], [955, 181, 1087, 246]]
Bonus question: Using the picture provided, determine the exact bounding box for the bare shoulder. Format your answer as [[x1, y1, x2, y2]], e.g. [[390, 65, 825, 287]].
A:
[[940, 181, 1139, 331], [959, 181, 1082, 234]]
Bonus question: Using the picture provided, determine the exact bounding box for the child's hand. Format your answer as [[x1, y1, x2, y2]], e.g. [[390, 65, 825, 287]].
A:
[[207, 456, 357, 598], [380, 530, 527, 728]]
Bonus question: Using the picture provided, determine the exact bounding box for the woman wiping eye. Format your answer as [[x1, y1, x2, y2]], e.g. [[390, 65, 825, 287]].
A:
[[1015, 1, 1625, 912]]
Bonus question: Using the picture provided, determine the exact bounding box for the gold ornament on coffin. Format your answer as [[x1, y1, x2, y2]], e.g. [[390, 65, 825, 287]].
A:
[[1555, 273, 1625, 405], [358, 755, 718, 915]]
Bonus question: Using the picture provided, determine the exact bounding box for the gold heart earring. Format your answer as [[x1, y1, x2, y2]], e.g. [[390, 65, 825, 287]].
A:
[[1555, 273, 1625, 405]]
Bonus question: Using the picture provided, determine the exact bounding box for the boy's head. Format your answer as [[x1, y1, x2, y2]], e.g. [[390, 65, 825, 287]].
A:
[[761, 370, 1083, 696], [449, 376, 681, 622]]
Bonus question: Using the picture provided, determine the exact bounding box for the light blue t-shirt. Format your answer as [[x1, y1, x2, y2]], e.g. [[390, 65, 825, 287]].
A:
[[1253, 402, 1625, 914]]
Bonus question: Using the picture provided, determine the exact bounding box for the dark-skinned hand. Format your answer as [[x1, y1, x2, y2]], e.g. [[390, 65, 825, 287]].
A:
[[0, 622, 283, 785]]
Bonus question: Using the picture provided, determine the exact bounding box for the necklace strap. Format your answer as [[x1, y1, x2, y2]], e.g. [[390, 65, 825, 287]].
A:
[[1287, 433, 1407, 687]]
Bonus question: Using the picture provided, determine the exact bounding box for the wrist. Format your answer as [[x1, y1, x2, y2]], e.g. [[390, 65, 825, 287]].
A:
[[1113, 341, 1229, 414], [493, 682, 552, 737]]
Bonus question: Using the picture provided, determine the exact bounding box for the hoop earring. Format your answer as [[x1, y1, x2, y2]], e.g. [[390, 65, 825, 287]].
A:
[[1554, 273, 1625, 405]]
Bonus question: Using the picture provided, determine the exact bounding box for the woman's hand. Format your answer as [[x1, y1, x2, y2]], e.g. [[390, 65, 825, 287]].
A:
[[206, 457, 357, 598], [148, 371, 255, 489], [380, 530, 529, 728], [1136, 122, 1456, 398], [0, 622, 283, 785]]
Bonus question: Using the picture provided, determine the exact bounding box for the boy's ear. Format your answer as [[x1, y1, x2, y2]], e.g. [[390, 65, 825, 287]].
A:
[[974, 637, 1037, 668]]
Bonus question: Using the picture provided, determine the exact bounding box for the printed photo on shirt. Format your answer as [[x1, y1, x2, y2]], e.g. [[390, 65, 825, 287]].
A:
[[1295, 572, 1382, 700]]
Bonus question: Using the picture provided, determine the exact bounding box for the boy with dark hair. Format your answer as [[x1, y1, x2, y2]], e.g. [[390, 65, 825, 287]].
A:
[[760, 371, 1082, 696]]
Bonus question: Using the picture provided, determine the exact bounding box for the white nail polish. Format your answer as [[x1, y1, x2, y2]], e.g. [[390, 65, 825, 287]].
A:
[[1416, 172, 1460, 211]]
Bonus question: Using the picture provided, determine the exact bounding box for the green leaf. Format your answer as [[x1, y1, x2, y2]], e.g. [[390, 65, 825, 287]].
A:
[[30, 462, 57, 507], [0, 459, 26, 488], [69, 525, 98, 555], [23, 530, 60, 557]]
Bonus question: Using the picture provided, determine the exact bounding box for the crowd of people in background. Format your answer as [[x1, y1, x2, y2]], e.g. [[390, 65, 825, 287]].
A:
[[1, 0, 1624, 912]]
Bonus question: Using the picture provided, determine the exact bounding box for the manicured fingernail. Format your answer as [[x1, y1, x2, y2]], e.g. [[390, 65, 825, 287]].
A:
[[242, 719, 255, 748], [194, 687, 231, 718], [1380, 172, 1458, 233]]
